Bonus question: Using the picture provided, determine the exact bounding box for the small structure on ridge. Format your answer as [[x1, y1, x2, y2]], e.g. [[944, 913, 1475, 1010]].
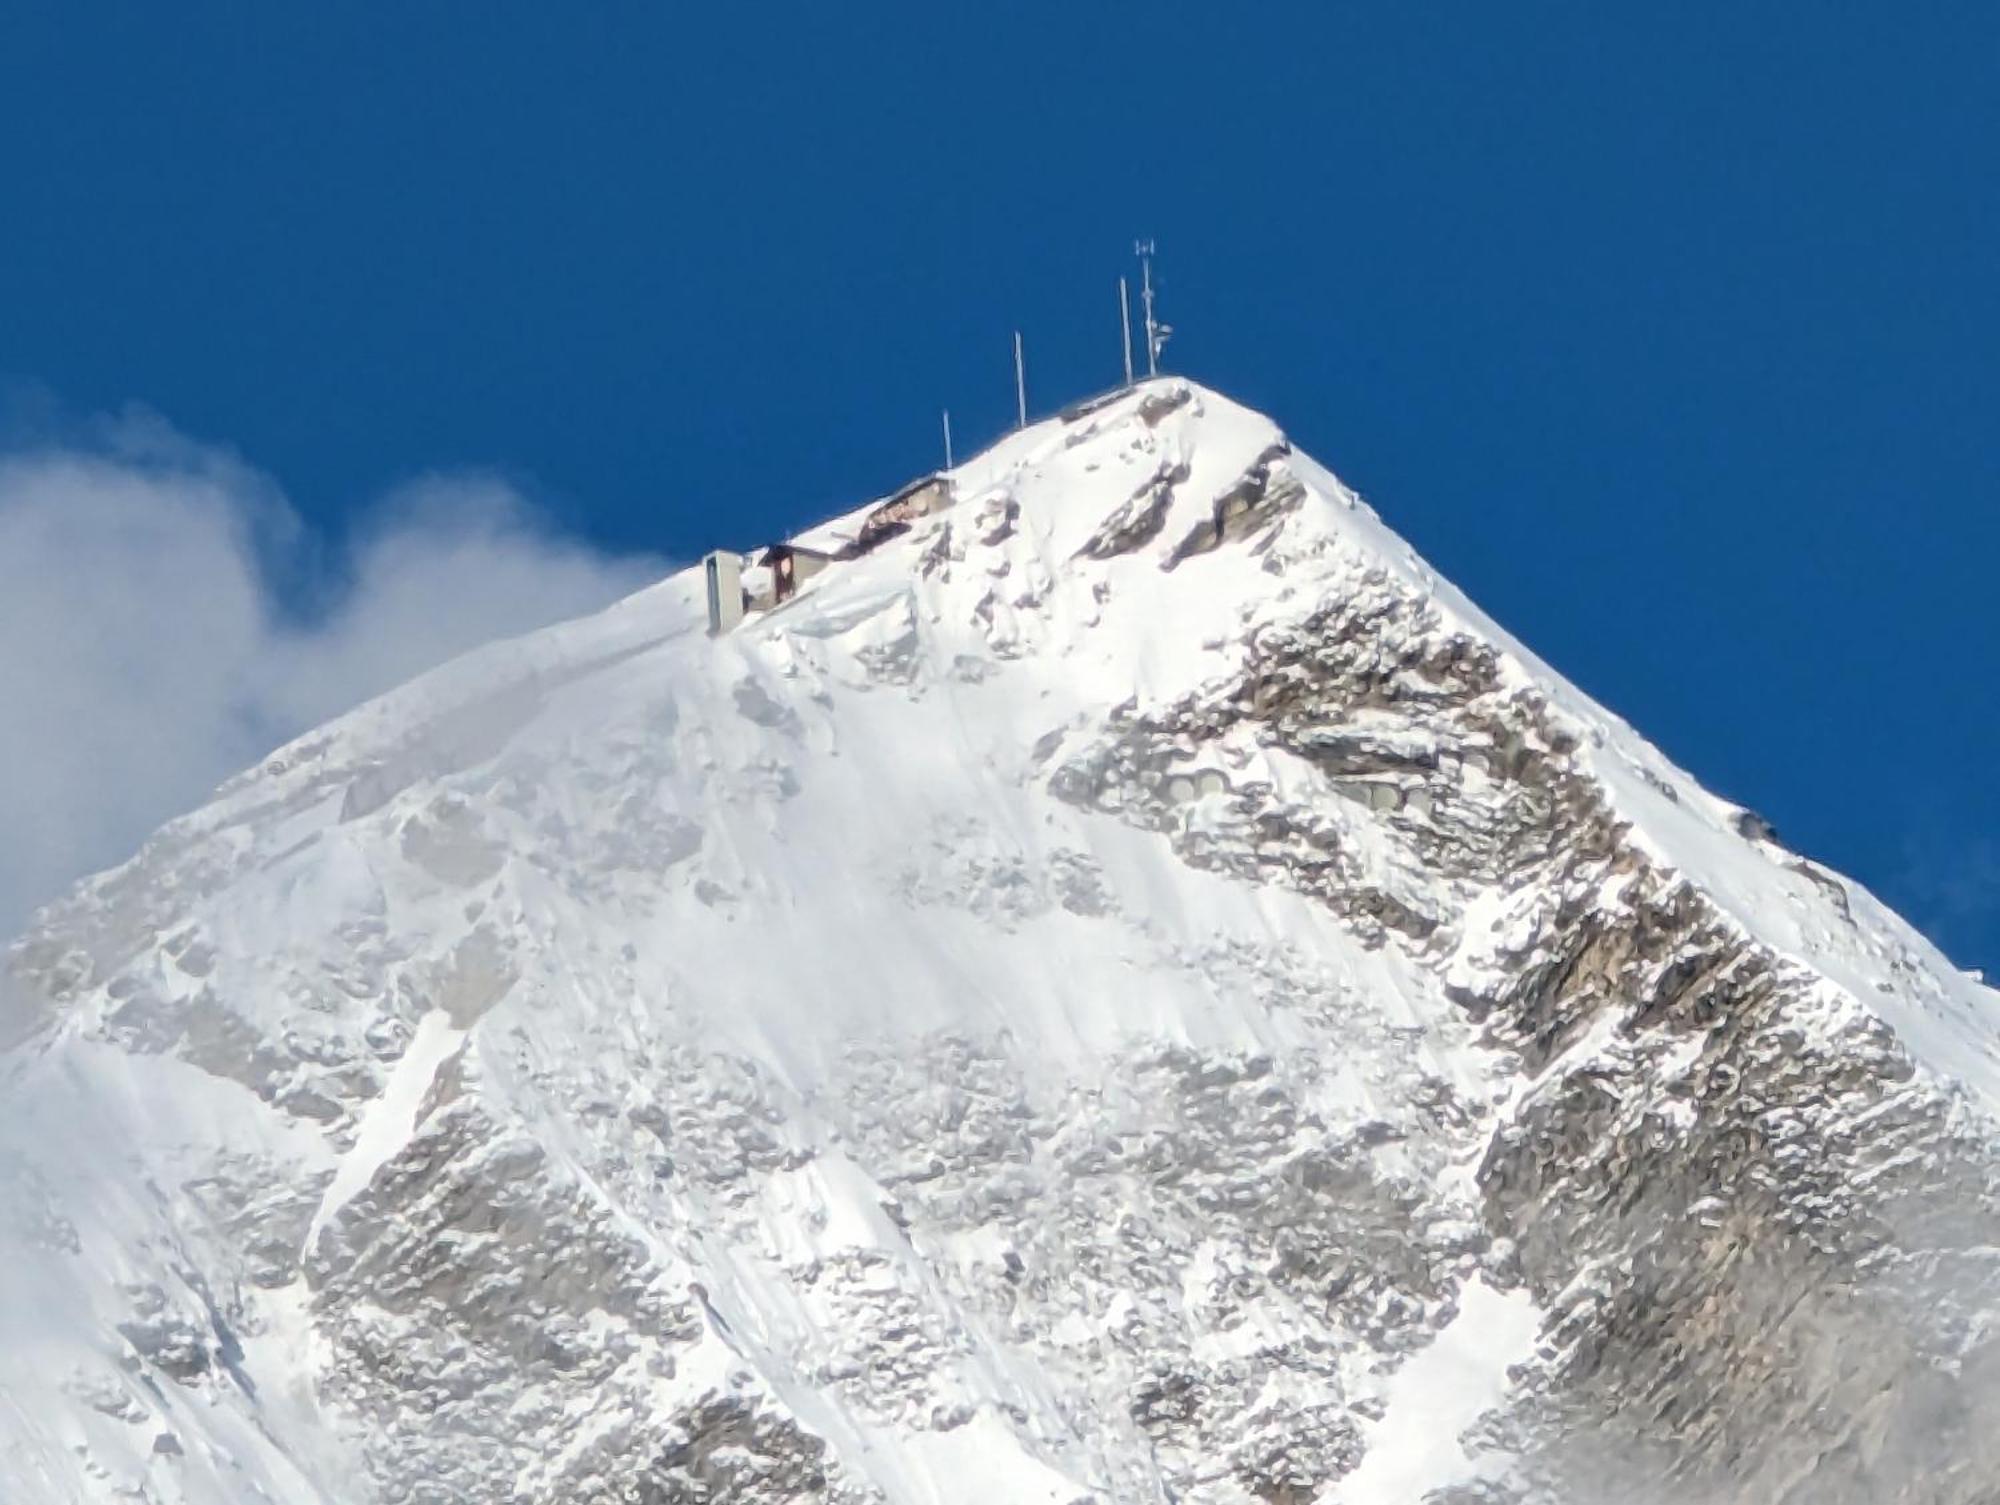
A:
[[759, 541, 839, 605]]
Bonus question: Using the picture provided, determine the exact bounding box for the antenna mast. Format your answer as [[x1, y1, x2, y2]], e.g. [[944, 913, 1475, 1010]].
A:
[[1014, 330, 1027, 429], [1119, 277, 1134, 386], [1135, 239, 1169, 376]]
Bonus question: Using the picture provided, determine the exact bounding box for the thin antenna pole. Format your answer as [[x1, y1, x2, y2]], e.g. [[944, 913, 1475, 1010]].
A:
[[1119, 277, 1134, 386], [942, 408, 954, 470], [1013, 331, 1027, 429]]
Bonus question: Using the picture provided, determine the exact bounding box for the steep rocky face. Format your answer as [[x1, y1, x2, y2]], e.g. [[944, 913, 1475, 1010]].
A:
[[1055, 511, 2000, 1502], [2, 379, 1996, 1504]]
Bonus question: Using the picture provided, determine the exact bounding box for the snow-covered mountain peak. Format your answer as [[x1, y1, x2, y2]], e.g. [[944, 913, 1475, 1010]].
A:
[[5, 377, 2000, 1504]]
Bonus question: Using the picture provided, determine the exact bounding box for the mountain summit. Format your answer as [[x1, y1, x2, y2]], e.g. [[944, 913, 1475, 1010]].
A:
[[5, 379, 1997, 1504]]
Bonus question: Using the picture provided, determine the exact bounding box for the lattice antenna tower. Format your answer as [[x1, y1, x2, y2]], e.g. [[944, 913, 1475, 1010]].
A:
[[1135, 239, 1171, 375]]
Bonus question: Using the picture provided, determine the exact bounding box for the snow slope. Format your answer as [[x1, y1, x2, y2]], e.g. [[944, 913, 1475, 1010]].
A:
[[3, 378, 1998, 1504]]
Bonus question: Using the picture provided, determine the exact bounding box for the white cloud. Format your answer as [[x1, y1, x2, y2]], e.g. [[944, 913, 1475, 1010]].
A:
[[0, 410, 660, 939]]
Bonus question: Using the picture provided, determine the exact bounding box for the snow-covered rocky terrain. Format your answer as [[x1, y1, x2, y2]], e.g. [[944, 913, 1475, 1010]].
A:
[[4, 378, 1998, 1504]]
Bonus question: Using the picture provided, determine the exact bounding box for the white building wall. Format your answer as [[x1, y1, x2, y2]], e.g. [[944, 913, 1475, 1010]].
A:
[[705, 551, 744, 635]]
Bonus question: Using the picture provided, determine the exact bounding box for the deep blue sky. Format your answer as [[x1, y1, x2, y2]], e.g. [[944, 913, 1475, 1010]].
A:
[[3, 4, 1996, 973]]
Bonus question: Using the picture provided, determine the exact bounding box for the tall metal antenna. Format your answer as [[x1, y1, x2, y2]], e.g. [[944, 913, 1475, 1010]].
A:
[[1135, 239, 1170, 376], [942, 408, 954, 471], [1119, 277, 1134, 386], [1013, 331, 1027, 429]]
